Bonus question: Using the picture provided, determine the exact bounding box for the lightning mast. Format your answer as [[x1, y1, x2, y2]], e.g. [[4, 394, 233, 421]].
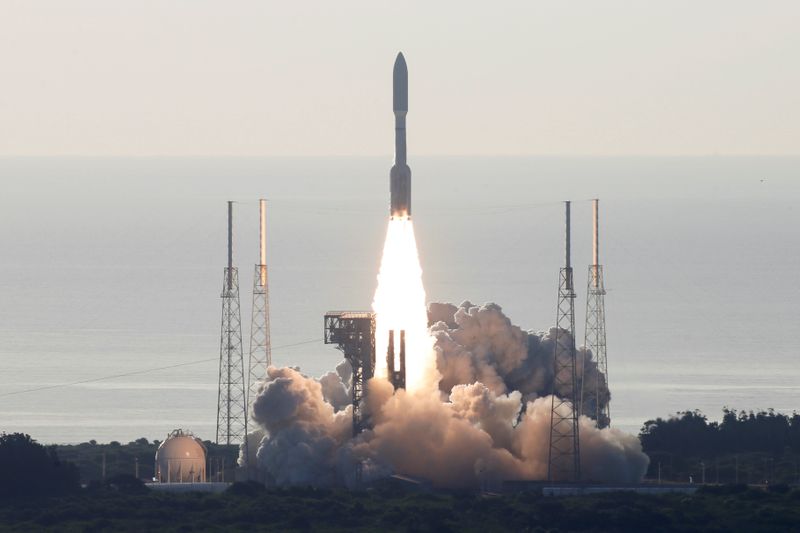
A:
[[247, 199, 272, 407], [216, 201, 248, 449], [581, 199, 610, 428], [548, 201, 581, 482]]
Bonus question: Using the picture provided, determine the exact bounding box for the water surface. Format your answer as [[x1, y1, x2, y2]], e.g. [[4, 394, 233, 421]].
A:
[[0, 156, 797, 442]]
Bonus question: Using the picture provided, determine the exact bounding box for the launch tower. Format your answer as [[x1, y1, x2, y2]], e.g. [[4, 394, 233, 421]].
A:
[[324, 311, 376, 435], [216, 201, 249, 449], [548, 201, 581, 482], [247, 199, 272, 407], [581, 199, 610, 428]]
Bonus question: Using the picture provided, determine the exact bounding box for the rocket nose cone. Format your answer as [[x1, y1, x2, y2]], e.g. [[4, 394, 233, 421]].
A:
[[393, 52, 408, 112]]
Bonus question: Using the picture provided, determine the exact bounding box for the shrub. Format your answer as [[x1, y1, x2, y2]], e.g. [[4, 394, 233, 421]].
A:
[[0, 433, 80, 498]]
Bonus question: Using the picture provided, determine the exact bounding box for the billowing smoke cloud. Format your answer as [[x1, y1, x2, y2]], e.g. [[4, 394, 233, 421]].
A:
[[429, 301, 608, 410], [248, 302, 647, 488], [249, 367, 352, 486], [319, 359, 353, 412]]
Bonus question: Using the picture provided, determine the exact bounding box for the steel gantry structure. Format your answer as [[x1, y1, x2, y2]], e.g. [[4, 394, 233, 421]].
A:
[[324, 311, 376, 436], [217, 201, 248, 453], [548, 201, 581, 482], [247, 199, 272, 409], [581, 199, 610, 428]]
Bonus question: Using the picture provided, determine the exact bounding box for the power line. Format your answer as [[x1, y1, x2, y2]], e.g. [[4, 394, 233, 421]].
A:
[[0, 338, 323, 398]]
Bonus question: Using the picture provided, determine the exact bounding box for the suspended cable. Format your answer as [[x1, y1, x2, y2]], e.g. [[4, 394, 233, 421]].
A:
[[0, 338, 324, 398]]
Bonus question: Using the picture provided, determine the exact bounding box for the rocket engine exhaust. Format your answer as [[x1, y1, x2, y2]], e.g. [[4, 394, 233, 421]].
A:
[[372, 52, 433, 392]]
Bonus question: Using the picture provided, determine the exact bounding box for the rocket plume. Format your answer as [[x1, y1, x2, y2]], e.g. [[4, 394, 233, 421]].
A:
[[370, 52, 434, 392], [372, 216, 434, 393]]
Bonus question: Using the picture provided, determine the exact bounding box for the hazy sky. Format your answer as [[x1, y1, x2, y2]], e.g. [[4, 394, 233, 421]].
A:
[[1, 1, 798, 156]]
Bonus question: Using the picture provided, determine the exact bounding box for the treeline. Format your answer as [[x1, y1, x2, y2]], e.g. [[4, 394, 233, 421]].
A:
[[3, 479, 800, 531], [639, 409, 800, 484], [54, 438, 239, 483], [0, 431, 241, 499], [640, 409, 800, 457], [0, 433, 80, 498]]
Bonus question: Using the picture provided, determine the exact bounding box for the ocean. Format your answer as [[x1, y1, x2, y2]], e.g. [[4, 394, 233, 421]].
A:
[[0, 156, 797, 443]]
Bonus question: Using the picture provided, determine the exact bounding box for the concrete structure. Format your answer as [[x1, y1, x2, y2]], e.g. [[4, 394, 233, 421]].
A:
[[390, 52, 411, 218], [503, 481, 699, 496], [148, 482, 230, 494], [155, 429, 207, 483]]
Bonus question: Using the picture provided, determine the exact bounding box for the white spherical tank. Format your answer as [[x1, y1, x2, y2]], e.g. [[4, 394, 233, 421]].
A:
[[155, 429, 207, 483]]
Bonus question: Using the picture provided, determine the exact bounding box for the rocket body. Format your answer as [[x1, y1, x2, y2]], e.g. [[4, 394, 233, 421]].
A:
[[390, 52, 411, 218]]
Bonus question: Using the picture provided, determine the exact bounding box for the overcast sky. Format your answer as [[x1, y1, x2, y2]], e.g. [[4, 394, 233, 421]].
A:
[[1, 1, 798, 157]]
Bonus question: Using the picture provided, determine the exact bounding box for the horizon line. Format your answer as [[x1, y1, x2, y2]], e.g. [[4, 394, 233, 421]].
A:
[[1, 153, 798, 159]]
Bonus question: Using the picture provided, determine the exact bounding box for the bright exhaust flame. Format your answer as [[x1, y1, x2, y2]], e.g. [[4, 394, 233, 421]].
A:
[[372, 216, 433, 393]]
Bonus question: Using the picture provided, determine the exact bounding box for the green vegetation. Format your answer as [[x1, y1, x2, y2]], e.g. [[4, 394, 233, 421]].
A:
[[53, 438, 239, 483], [4, 408, 800, 531], [640, 409, 800, 484], [1, 484, 800, 531], [54, 409, 800, 486], [0, 433, 79, 498]]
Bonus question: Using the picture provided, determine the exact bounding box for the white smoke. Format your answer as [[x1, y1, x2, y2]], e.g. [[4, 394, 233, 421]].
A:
[[430, 301, 607, 408], [247, 302, 648, 488], [319, 359, 353, 412], [249, 367, 352, 486]]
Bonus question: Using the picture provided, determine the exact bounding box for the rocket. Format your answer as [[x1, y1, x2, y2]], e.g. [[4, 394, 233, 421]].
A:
[[390, 52, 411, 218]]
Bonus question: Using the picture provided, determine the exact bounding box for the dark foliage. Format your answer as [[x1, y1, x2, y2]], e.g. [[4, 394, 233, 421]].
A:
[[53, 438, 239, 483], [103, 474, 148, 495], [640, 409, 800, 484], [640, 409, 800, 457], [1, 486, 800, 532], [0, 433, 80, 499], [226, 481, 266, 497]]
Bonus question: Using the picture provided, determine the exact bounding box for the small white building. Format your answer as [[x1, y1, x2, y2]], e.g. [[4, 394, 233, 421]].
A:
[[154, 429, 207, 483]]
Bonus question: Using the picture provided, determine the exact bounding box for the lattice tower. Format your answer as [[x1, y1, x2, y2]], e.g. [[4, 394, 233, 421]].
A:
[[247, 199, 272, 408], [581, 199, 610, 428], [548, 201, 581, 482], [217, 201, 248, 450]]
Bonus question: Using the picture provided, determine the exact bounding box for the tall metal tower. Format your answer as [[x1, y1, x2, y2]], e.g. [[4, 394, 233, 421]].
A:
[[324, 311, 376, 436], [247, 199, 272, 408], [581, 199, 610, 428], [548, 201, 581, 482], [216, 201, 248, 448]]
